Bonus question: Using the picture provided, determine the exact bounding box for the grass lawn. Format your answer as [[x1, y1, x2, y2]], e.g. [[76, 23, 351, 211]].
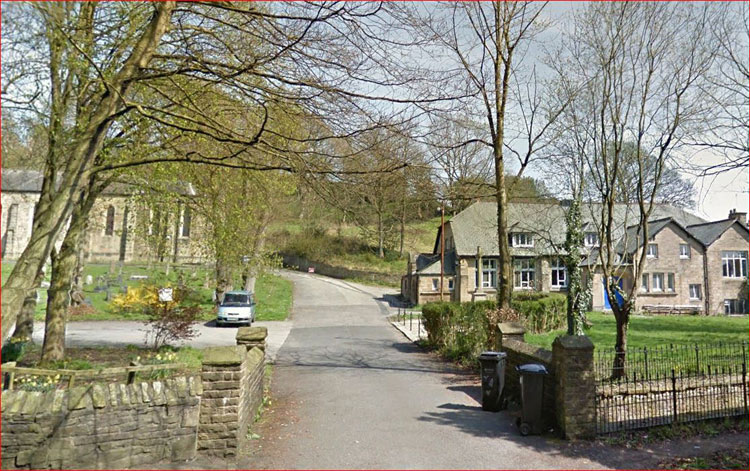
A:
[[2, 261, 292, 322], [525, 312, 750, 350], [254, 273, 292, 321]]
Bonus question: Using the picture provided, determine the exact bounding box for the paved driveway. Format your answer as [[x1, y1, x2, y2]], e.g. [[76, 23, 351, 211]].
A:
[[31, 316, 292, 362], [246, 272, 607, 469]]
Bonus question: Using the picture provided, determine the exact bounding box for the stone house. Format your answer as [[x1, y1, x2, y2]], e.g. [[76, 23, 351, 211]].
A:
[[402, 200, 748, 315], [1, 169, 204, 264]]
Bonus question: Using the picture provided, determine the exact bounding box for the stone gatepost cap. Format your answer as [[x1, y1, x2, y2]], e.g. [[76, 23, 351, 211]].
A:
[[553, 334, 594, 350], [236, 326, 268, 342], [498, 322, 526, 335], [202, 345, 246, 366]]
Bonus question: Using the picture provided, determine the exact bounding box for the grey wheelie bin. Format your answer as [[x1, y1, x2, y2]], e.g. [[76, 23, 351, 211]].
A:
[[478, 351, 507, 411], [516, 363, 548, 435]]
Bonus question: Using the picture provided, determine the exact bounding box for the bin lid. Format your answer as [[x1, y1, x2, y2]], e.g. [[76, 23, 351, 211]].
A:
[[478, 351, 507, 360], [516, 363, 548, 374]]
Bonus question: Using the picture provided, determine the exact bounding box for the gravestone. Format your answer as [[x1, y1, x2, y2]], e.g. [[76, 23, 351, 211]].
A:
[[85, 275, 93, 285]]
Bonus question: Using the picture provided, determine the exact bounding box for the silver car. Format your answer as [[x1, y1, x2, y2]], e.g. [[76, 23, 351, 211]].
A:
[[217, 291, 256, 326]]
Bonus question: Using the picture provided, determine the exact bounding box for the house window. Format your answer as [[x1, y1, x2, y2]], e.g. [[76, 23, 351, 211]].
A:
[[181, 207, 191, 237], [667, 273, 675, 292], [721, 251, 748, 278], [510, 233, 534, 248], [550, 258, 567, 288], [513, 258, 535, 289], [724, 299, 749, 315], [646, 244, 658, 258], [105, 206, 115, 236], [652, 273, 664, 292], [689, 284, 702, 300], [679, 244, 690, 259], [479, 259, 497, 288], [584, 232, 599, 247], [448, 279, 454, 291], [432, 279, 439, 291], [641, 273, 649, 292]]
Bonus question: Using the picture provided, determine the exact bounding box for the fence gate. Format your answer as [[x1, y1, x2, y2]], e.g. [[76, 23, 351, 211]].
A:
[[594, 342, 749, 434]]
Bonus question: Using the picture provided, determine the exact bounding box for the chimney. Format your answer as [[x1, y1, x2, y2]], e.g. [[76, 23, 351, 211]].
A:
[[728, 209, 747, 225]]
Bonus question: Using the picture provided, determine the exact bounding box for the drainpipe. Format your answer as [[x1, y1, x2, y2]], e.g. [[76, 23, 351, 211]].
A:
[[703, 250, 710, 315]]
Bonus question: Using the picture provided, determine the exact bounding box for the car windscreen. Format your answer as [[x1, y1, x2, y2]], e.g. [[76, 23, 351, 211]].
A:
[[221, 294, 252, 306]]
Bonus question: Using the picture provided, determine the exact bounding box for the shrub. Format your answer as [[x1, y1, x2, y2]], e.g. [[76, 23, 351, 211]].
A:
[[135, 284, 203, 349], [511, 293, 567, 333], [421, 294, 567, 364], [1, 335, 30, 362]]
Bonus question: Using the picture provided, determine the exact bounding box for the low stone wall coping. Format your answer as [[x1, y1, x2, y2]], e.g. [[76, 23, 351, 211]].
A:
[[498, 322, 526, 335], [553, 335, 594, 351], [236, 326, 268, 342], [202, 346, 246, 366], [503, 338, 553, 365]]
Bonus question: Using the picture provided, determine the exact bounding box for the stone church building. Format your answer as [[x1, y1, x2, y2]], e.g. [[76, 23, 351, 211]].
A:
[[1, 169, 205, 264]]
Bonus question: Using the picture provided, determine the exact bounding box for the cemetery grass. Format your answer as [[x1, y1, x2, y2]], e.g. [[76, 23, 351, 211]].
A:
[[1, 262, 292, 322], [525, 312, 750, 350]]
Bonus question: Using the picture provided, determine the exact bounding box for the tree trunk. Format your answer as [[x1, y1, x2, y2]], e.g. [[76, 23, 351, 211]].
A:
[[11, 284, 42, 342], [215, 261, 231, 305], [377, 211, 385, 259], [612, 309, 629, 379], [399, 195, 406, 257], [41, 183, 99, 363], [118, 206, 129, 262]]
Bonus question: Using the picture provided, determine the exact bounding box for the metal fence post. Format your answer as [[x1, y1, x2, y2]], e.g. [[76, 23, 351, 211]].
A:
[[410, 312, 413, 330], [671, 368, 678, 424], [743, 359, 748, 415]]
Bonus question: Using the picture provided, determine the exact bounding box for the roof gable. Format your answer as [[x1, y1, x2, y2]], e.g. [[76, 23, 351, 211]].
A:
[[687, 219, 747, 246]]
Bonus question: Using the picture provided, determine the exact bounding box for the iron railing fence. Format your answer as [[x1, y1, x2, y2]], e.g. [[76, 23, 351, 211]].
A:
[[594, 341, 749, 434]]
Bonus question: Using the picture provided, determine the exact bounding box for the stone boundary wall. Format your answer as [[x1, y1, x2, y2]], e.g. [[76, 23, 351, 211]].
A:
[[501, 337, 556, 427], [1, 376, 201, 469], [281, 253, 400, 286]]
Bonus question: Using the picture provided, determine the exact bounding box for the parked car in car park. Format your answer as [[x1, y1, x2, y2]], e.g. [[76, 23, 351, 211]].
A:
[[217, 290, 256, 326]]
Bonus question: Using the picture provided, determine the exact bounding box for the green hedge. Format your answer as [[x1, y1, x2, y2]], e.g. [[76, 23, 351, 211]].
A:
[[421, 294, 567, 364]]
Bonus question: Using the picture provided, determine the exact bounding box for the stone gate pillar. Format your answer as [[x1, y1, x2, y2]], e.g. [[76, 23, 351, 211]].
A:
[[552, 335, 596, 439]]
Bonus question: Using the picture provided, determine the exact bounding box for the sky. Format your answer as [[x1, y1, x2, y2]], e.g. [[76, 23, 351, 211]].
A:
[[532, 1, 749, 221]]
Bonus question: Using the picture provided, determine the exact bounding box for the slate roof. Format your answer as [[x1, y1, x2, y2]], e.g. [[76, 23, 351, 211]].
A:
[[615, 217, 675, 254], [687, 219, 749, 246], [445, 200, 707, 257], [1, 169, 196, 196], [414, 252, 456, 276], [1, 169, 45, 192]]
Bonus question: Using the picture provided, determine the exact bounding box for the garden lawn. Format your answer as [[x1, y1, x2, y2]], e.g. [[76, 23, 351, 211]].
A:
[[525, 312, 750, 350], [254, 273, 292, 321]]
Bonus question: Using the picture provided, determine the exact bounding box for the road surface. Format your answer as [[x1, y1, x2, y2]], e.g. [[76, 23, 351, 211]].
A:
[[247, 272, 606, 469]]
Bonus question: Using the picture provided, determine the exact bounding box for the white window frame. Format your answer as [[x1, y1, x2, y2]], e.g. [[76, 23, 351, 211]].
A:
[[689, 284, 702, 300], [721, 251, 748, 278], [652, 273, 664, 292], [679, 244, 690, 259], [646, 244, 659, 259], [481, 259, 497, 289], [667, 273, 675, 292], [431, 278, 439, 291], [448, 278, 454, 291], [550, 258, 567, 288], [511, 233, 534, 248], [584, 232, 599, 248], [641, 273, 649, 292], [513, 258, 535, 289]]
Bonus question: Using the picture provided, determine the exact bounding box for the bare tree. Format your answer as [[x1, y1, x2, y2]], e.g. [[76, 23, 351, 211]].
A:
[[405, 1, 567, 308], [559, 2, 718, 377]]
